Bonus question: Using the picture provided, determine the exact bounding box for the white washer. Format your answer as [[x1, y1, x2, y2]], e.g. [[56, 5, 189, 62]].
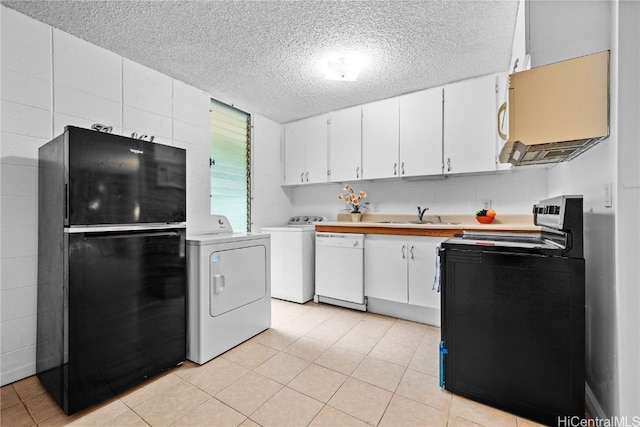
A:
[[186, 215, 271, 365], [262, 216, 326, 303]]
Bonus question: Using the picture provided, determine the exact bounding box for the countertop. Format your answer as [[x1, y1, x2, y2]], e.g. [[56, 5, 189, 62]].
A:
[[314, 213, 540, 237]]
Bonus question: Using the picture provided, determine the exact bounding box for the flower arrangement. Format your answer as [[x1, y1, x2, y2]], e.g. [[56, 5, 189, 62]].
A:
[[338, 184, 367, 213]]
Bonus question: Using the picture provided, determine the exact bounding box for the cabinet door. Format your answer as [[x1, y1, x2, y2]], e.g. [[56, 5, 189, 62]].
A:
[[407, 237, 444, 308], [443, 74, 498, 174], [399, 88, 443, 177], [329, 106, 362, 182], [364, 237, 408, 303], [304, 115, 328, 184], [362, 98, 400, 179], [284, 120, 306, 185]]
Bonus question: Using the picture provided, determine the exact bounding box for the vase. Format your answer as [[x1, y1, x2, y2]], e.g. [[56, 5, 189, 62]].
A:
[[351, 213, 362, 222]]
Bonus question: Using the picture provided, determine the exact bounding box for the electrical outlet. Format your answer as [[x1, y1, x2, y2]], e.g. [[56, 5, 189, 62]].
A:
[[604, 182, 612, 208], [483, 200, 492, 210]]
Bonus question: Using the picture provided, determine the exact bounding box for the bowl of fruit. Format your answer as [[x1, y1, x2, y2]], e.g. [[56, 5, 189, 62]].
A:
[[476, 208, 497, 224]]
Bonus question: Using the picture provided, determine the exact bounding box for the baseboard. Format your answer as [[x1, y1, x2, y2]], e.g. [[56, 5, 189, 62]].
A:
[[315, 295, 367, 311], [0, 363, 36, 387], [366, 297, 440, 326], [585, 382, 607, 419]]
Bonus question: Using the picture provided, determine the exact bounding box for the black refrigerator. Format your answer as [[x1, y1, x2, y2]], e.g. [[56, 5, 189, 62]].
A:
[[37, 126, 187, 415]]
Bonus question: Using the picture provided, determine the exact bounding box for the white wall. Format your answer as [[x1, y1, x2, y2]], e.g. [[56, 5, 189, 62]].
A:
[[613, 0, 640, 419], [527, 0, 611, 67], [251, 115, 293, 231], [0, 6, 284, 385], [289, 168, 548, 220], [528, 0, 640, 420]]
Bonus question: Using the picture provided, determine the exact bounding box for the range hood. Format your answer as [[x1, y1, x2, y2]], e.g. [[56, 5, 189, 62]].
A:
[[499, 51, 609, 166]]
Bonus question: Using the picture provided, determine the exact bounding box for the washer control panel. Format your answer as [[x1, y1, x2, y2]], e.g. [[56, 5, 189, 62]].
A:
[[287, 216, 327, 226]]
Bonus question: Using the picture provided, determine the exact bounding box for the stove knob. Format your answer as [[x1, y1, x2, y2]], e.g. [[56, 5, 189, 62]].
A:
[[303, 216, 309, 222]]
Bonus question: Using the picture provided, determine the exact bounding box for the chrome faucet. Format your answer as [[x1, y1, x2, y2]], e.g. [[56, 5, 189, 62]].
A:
[[417, 206, 429, 222]]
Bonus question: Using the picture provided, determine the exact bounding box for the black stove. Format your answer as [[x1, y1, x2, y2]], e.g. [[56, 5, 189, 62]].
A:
[[445, 195, 583, 258], [439, 195, 585, 426]]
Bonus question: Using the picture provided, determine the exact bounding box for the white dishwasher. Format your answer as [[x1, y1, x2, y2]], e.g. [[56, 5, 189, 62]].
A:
[[314, 233, 366, 311]]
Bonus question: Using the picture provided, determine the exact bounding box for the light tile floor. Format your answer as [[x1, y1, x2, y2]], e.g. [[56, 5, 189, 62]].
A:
[[1, 299, 546, 426]]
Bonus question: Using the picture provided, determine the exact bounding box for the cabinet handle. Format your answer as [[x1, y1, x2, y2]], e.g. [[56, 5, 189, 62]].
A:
[[401, 245, 406, 259], [305, 172, 309, 182], [447, 158, 452, 172], [356, 166, 360, 179], [497, 101, 508, 141], [401, 162, 405, 175], [410, 245, 415, 260], [300, 172, 304, 183], [393, 163, 397, 176]]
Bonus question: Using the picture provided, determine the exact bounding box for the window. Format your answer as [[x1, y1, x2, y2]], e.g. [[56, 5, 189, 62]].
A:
[[210, 99, 251, 232]]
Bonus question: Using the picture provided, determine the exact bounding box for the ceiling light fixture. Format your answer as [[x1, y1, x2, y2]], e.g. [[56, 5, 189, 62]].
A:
[[325, 57, 362, 82]]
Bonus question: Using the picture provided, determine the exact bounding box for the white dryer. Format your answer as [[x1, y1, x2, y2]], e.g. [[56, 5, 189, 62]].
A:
[[262, 216, 326, 303], [186, 216, 271, 365]]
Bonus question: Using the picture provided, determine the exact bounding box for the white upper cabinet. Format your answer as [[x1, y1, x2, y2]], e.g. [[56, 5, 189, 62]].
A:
[[284, 114, 328, 185], [284, 120, 306, 185], [305, 115, 329, 183], [329, 106, 362, 182], [443, 74, 499, 175], [282, 73, 507, 186], [399, 88, 443, 177], [362, 98, 400, 179]]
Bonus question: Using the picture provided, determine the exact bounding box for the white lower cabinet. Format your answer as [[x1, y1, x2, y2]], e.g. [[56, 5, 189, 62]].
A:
[[364, 236, 408, 303], [364, 235, 444, 308], [407, 237, 443, 308]]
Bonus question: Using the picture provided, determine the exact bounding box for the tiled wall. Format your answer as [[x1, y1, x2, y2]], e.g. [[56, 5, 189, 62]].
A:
[[288, 168, 549, 220], [252, 115, 294, 229], [0, 6, 286, 385]]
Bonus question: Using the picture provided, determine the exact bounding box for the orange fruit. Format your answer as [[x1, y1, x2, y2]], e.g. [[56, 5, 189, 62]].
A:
[[486, 209, 497, 218]]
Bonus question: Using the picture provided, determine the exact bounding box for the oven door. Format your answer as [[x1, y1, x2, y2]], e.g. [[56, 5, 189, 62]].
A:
[[439, 244, 585, 425]]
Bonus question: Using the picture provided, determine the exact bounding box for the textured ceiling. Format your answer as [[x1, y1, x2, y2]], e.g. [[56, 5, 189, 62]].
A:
[[2, 0, 519, 123]]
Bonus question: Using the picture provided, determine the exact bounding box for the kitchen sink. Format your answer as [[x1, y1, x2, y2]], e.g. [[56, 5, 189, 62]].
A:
[[374, 220, 461, 225], [373, 220, 427, 224]]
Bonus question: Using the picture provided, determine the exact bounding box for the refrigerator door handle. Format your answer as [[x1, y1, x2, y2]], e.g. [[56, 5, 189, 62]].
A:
[[65, 223, 187, 233], [79, 230, 182, 240], [64, 183, 69, 224]]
